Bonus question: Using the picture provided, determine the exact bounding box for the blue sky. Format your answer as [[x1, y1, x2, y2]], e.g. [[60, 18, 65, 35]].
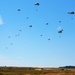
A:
[[0, 0, 75, 67]]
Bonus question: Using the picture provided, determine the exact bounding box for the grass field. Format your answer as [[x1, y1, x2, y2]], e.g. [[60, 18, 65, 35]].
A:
[[0, 66, 75, 75]]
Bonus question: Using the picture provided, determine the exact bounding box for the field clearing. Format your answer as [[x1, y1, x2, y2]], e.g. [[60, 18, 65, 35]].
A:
[[0, 67, 75, 75]]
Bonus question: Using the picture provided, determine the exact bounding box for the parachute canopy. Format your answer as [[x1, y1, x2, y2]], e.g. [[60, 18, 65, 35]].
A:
[[19, 30, 21, 31], [46, 23, 49, 25], [57, 26, 63, 33], [29, 25, 32, 27], [59, 21, 61, 23], [26, 17, 29, 19], [48, 38, 50, 40], [17, 9, 21, 11], [40, 35, 42, 36], [68, 12, 75, 14], [8, 36, 10, 38], [35, 2, 40, 6], [58, 29, 63, 33]]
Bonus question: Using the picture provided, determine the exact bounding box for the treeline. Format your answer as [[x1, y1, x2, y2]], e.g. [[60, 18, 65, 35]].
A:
[[59, 66, 75, 68]]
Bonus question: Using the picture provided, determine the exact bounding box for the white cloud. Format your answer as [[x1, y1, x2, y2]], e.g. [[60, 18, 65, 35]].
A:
[[0, 15, 4, 25]]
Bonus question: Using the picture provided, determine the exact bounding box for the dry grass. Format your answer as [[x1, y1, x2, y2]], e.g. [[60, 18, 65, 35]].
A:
[[0, 67, 75, 75]]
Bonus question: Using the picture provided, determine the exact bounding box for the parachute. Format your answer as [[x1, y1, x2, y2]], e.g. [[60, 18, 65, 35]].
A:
[[59, 21, 61, 23], [8, 36, 10, 38], [68, 12, 75, 20], [46, 23, 49, 25], [17, 9, 21, 11], [29, 25, 32, 28], [68, 12, 75, 14], [35, 2, 40, 6], [58, 29, 63, 33], [35, 2, 40, 11], [26, 17, 29, 19], [11, 43, 13, 45], [48, 38, 50, 40], [19, 30, 21, 31], [40, 35, 42, 36], [57, 26, 63, 33]]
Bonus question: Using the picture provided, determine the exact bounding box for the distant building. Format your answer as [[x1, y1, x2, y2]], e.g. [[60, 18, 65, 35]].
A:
[[35, 68, 43, 71]]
